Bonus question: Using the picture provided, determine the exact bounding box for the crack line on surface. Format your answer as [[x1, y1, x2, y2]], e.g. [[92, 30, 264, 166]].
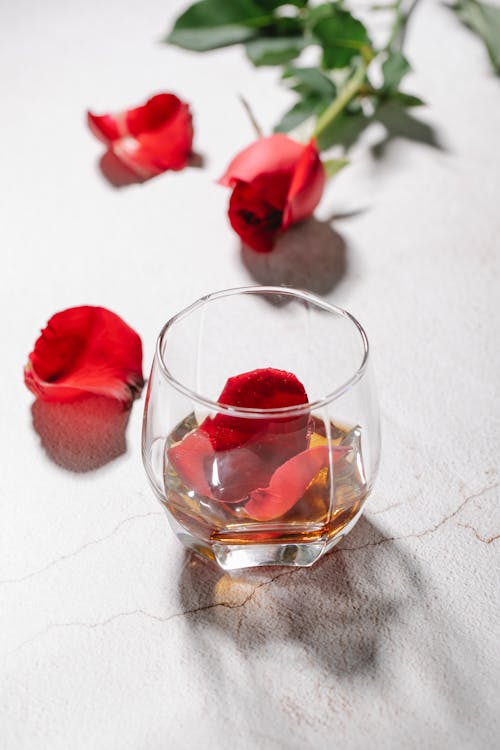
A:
[[339, 482, 499, 552], [6, 484, 498, 656], [457, 523, 500, 545], [369, 501, 404, 516], [0, 511, 163, 586], [5, 569, 296, 657]]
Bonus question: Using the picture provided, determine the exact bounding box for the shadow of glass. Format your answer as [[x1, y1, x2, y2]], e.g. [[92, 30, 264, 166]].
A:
[[177, 516, 423, 680], [31, 395, 131, 472], [173, 514, 490, 738], [241, 217, 347, 296]]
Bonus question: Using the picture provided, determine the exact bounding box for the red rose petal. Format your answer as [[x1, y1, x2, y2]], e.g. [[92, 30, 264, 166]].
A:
[[168, 431, 278, 503], [217, 367, 307, 410], [228, 179, 284, 253], [87, 112, 122, 145], [282, 140, 326, 229], [218, 134, 305, 188], [24, 306, 144, 405], [208, 445, 276, 503], [168, 428, 214, 499], [166, 368, 310, 503], [205, 367, 309, 451], [244, 444, 348, 522], [87, 93, 194, 179]]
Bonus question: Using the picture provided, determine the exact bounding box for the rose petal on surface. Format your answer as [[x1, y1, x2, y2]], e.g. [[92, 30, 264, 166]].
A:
[[87, 113, 122, 145], [244, 444, 348, 522], [24, 306, 144, 405], [87, 93, 194, 179]]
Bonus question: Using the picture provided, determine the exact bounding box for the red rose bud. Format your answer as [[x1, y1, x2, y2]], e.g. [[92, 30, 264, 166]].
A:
[[88, 93, 193, 179], [24, 306, 144, 405], [219, 135, 325, 253]]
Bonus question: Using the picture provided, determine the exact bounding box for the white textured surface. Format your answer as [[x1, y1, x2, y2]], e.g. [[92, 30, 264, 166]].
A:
[[1, 1, 499, 748]]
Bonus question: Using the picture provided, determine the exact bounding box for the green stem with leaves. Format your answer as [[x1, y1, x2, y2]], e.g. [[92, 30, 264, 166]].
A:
[[311, 0, 416, 144], [311, 60, 368, 142]]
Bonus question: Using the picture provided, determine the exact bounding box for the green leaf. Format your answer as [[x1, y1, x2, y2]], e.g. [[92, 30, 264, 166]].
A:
[[282, 66, 337, 98], [312, 8, 371, 69], [389, 91, 425, 107], [315, 110, 371, 151], [453, 0, 500, 74], [255, 0, 308, 7], [382, 51, 410, 90], [245, 35, 305, 65], [322, 157, 349, 177], [274, 93, 328, 132], [166, 0, 272, 51], [307, 2, 339, 25]]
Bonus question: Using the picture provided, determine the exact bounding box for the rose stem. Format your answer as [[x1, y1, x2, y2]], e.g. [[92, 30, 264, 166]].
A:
[[311, 59, 369, 142]]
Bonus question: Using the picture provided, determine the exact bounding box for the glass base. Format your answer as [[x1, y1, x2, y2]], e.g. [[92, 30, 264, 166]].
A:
[[166, 507, 365, 571]]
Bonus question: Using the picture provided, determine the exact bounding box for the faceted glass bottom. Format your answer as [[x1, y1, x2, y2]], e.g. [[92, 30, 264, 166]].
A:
[[166, 507, 365, 570], [161, 412, 369, 570]]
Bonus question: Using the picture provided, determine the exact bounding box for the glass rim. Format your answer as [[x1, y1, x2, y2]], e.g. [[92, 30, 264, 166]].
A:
[[156, 286, 370, 418]]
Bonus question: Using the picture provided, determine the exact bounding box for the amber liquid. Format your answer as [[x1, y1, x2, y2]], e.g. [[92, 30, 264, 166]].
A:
[[163, 414, 368, 547]]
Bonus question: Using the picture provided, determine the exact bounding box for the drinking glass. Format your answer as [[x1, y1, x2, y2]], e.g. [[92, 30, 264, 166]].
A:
[[142, 287, 380, 570]]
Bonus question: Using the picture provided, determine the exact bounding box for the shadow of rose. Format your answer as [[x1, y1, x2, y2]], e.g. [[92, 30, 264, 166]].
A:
[[31, 395, 131, 472], [177, 516, 424, 680], [241, 217, 347, 296]]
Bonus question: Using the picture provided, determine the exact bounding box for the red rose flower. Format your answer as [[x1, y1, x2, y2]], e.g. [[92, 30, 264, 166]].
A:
[[24, 306, 144, 405], [87, 93, 193, 179], [219, 134, 325, 253]]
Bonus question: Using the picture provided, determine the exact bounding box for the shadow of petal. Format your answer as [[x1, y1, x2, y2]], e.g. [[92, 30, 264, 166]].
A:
[[98, 150, 205, 188], [242, 217, 347, 296], [31, 395, 131, 472], [98, 151, 147, 188], [187, 151, 205, 169]]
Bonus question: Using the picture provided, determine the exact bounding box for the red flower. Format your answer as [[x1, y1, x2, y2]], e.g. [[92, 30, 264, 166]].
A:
[[219, 134, 325, 253], [87, 93, 193, 179], [24, 306, 144, 405]]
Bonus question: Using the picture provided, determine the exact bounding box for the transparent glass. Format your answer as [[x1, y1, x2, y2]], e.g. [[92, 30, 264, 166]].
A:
[[142, 287, 381, 570]]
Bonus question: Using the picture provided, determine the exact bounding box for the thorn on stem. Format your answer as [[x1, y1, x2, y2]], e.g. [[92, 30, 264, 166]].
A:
[[238, 95, 264, 139]]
